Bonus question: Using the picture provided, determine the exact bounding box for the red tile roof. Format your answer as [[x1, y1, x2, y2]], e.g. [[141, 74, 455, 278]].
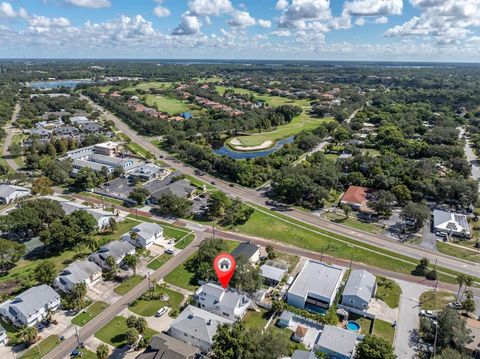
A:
[[341, 186, 374, 206]]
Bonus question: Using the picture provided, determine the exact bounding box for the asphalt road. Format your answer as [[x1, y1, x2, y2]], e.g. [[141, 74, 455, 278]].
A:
[[83, 96, 479, 278], [44, 233, 206, 359], [2, 102, 21, 171]]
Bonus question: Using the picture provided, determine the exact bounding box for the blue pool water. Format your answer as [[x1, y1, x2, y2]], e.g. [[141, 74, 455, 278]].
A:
[[346, 321, 361, 331], [213, 136, 294, 159], [29, 79, 94, 89]]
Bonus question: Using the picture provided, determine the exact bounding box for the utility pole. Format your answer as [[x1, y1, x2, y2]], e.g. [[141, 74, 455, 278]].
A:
[[349, 245, 354, 271]]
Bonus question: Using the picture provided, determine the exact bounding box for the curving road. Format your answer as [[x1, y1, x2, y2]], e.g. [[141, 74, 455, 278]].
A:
[[83, 96, 479, 279], [2, 102, 21, 171]]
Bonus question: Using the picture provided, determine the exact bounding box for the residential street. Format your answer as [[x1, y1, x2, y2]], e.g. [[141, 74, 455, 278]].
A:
[[82, 96, 480, 279], [2, 102, 21, 171], [460, 126, 480, 181]]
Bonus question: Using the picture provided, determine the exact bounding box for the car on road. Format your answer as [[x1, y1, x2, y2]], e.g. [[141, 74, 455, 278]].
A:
[[70, 349, 81, 357], [155, 307, 169, 317], [420, 310, 437, 319], [165, 248, 175, 254]]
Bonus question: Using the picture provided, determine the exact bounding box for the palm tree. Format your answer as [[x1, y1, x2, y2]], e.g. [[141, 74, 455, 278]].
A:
[[129, 230, 138, 245], [456, 274, 466, 301], [83, 235, 98, 253], [123, 254, 139, 276], [459, 275, 474, 301], [105, 256, 118, 280], [20, 326, 38, 347], [96, 343, 109, 359]]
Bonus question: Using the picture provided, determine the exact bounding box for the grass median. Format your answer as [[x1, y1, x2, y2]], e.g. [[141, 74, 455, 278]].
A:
[[71, 301, 108, 326]]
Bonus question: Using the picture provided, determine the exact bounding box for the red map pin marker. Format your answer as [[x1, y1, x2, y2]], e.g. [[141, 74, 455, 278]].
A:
[[213, 253, 236, 289]]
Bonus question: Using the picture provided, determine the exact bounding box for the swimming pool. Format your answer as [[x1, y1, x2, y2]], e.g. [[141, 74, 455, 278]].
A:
[[346, 320, 361, 332]]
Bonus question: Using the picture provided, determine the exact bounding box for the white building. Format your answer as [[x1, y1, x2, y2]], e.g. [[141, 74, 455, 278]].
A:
[[0, 285, 60, 327], [287, 260, 344, 312], [88, 240, 136, 269], [121, 222, 164, 248], [433, 209, 472, 239], [53, 260, 102, 293], [193, 282, 251, 320], [0, 185, 31, 204], [0, 324, 7, 346]]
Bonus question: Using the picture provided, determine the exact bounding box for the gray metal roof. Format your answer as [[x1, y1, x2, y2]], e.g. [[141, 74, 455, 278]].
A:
[[0, 185, 30, 200], [342, 270, 376, 304], [152, 179, 196, 199], [231, 242, 259, 261], [288, 260, 343, 301], [132, 222, 163, 238], [1, 285, 59, 318], [56, 260, 101, 286], [316, 325, 358, 358], [170, 305, 233, 345], [260, 263, 287, 282], [433, 209, 470, 235], [90, 240, 135, 262], [291, 350, 317, 359]]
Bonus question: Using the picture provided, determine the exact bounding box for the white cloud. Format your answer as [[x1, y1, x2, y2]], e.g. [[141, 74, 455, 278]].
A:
[[271, 29, 291, 37], [258, 19, 272, 28], [343, 0, 403, 16], [65, 0, 111, 8], [172, 14, 201, 35], [153, 5, 170, 17], [278, 0, 332, 29], [355, 17, 365, 26], [28, 15, 71, 30], [188, 0, 234, 16], [375, 16, 389, 24], [226, 10, 256, 27], [276, 0, 289, 10], [0, 2, 28, 19]]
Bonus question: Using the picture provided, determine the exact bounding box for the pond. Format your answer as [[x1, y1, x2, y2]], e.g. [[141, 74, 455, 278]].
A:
[[213, 136, 294, 159], [28, 79, 94, 89]]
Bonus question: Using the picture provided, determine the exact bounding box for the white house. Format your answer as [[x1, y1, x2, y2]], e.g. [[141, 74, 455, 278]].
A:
[[168, 305, 233, 353], [433, 209, 472, 239], [193, 282, 251, 320], [53, 260, 102, 293], [315, 325, 361, 359], [0, 324, 7, 346], [341, 270, 376, 311], [121, 222, 163, 248], [88, 240, 135, 269], [0, 285, 60, 327], [0, 185, 31, 204], [287, 260, 344, 312]]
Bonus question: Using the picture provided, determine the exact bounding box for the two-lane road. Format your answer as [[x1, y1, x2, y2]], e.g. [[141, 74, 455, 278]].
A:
[[2, 102, 21, 171], [84, 96, 479, 279]]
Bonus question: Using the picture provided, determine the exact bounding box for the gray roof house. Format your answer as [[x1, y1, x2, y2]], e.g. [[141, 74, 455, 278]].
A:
[[168, 305, 233, 353], [0, 285, 60, 327], [193, 282, 251, 320], [231, 241, 260, 264], [287, 260, 344, 312], [260, 261, 288, 285], [136, 333, 200, 359], [150, 179, 197, 202], [70, 116, 90, 126], [0, 185, 31, 204], [88, 240, 135, 269], [51, 197, 116, 229], [433, 209, 472, 239], [82, 122, 103, 133], [53, 260, 102, 293], [291, 350, 317, 359], [121, 222, 164, 248], [341, 270, 376, 311], [315, 325, 361, 359]]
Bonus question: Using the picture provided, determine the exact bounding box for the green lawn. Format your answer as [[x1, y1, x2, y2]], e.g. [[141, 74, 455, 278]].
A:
[[95, 316, 158, 348], [77, 349, 97, 359], [129, 288, 184, 317], [114, 274, 144, 295], [232, 205, 467, 285], [143, 94, 190, 115], [350, 313, 373, 336], [419, 290, 456, 310], [71, 301, 108, 326], [20, 335, 60, 359], [323, 212, 384, 235], [375, 277, 402, 309], [80, 191, 125, 206], [243, 309, 269, 330], [0, 318, 20, 344], [126, 142, 152, 159], [147, 253, 172, 270], [184, 174, 217, 190], [164, 253, 198, 291], [174, 233, 195, 249], [436, 242, 480, 263], [268, 327, 307, 354], [11, 133, 25, 167], [373, 319, 395, 344]]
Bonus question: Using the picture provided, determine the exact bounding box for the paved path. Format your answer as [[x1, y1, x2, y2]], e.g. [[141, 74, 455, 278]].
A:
[[394, 279, 429, 359], [81, 96, 480, 279], [460, 126, 480, 181], [2, 102, 21, 171]]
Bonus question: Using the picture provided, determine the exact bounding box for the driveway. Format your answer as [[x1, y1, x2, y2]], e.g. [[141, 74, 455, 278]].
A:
[[368, 299, 398, 323], [394, 279, 429, 359]]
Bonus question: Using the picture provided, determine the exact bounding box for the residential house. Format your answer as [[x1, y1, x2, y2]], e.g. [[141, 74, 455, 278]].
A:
[[28, 128, 51, 140], [287, 260, 344, 312], [129, 164, 164, 181], [341, 270, 376, 311], [53, 260, 102, 293], [193, 282, 251, 320], [88, 240, 135, 269], [52, 197, 116, 229], [168, 305, 233, 353], [0, 324, 7, 346], [136, 333, 200, 359], [0, 185, 31, 204], [231, 241, 260, 264], [150, 179, 197, 203], [121, 222, 164, 248], [260, 261, 288, 285], [433, 209, 472, 239], [82, 122, 103, 134], [70, 116, 90, 126], [340, 186, 376, 214], [291, 350, 317, 359], [314, 325, 360, 359], [0, 285, 60, 327], [54, 126, 80, 138]]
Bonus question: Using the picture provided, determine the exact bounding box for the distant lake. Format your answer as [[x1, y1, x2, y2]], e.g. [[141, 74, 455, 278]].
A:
[[29, 79, 94, 89], [213, 136, 294, 159]]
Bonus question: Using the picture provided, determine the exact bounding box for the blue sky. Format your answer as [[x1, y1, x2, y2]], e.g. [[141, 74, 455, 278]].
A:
[[1, 0, 480, 61]]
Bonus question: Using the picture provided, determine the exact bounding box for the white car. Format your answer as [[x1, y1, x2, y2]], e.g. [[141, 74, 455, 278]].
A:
[[420, 310, 437, 319], [165, 248, 175, 254], [155, 307, 168, 317]]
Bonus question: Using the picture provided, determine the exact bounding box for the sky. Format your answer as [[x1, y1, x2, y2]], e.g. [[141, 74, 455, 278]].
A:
[[1, 0, 480, 62]]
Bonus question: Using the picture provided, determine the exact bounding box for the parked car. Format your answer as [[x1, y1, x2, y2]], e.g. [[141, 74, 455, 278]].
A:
[[448, 302, 462, 309], [420, 310, 437, 319], [165, 248, 174, 254], [168, 239, 174, 245], [155, 307, 168, 317]]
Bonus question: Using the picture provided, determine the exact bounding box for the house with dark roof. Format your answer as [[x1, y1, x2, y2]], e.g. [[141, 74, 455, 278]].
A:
[[341, 270, 376, 311], [0, 285, 60, 327], [150, 179, 197, 203], [231, 241, 260, 264], [136, 333, 200, 359], [433, 209, 472, 239], [88, 240, 135, 269], [193, 282, 251, 320], [168, 305, 233, 353], [53, 260, 102, 293]]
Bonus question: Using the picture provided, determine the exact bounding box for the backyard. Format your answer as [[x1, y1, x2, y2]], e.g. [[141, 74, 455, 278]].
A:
[[95, 316, 158, 348], [128, 287, 184, 317], [71, 301, 108, 326]]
